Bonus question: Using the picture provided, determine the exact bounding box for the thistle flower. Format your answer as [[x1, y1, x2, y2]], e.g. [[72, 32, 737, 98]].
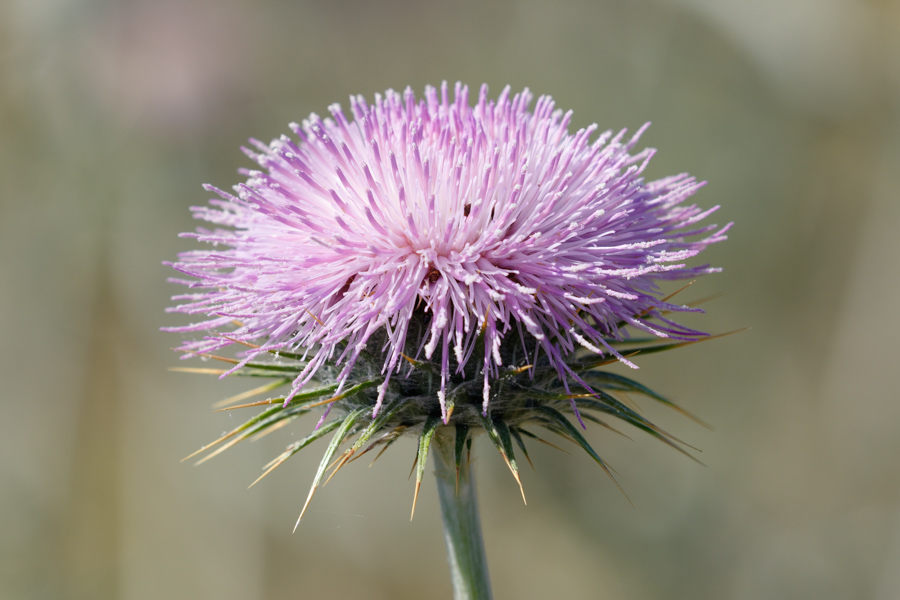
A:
[[166, 83, 730, 530]]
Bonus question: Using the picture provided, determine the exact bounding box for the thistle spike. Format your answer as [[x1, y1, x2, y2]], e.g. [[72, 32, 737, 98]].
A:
[[411, 416, 441, 520], [295, 408, 367, 531]]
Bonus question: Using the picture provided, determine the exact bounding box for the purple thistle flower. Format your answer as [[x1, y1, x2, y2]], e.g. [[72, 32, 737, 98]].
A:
[[166, 82, 729, 426]]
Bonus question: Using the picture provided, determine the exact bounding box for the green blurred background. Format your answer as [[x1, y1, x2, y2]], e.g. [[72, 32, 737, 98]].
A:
[[2, 0, 899, 598]]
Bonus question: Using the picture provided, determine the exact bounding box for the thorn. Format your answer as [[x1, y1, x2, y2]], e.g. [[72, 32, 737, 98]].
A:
[[502, 454, 527, 505], [660, 280, 695, 303], [357, 427, 405, 467], [683, 292, 724, 308], [584, 416, 632, 440], [604, 467, 633, 508], [215, 398, 281, 412], [523, 452, 536, 472], [219, 335, 262, 349], [302, 381, 380, 410], [174, 349, 241, 365], [369, 442, 393, 467], [509, 429, 536, 471], [248, 457, 285, 488], [213, 380, 287, 409], [183, 425, 246, 462], [168, 367, 227, 375], [304, 308, 325, 327], [323, 451, 353, 486], [294, 485, 316, 532], [401, 353, 421, 367], [519, 431, 571, 454], [410, 478, 422, 521], [248, 417, 292, 442], [192, 435, 245, 465]]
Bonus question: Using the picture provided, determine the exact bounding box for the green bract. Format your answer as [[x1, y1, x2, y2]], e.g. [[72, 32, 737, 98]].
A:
[[178, 308, 737, 527]]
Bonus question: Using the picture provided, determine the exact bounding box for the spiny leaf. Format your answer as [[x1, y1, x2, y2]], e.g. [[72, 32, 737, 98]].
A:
[[576, 398, 702, 463], [300, 379, 383, 410], [193, 403, 312, 465], [213, 378, 292, 409], [578, 413, 632, 439], [480, 415, 526, 504], [517, 428, 572, 454], [536, 406, 631, 505], [322, 449, 354, 487], [220, 378, 379, 415], [576, 388, 701, 452], [368, 430, 403, 466], [183, 403, 290, 462], [514, 388, 587, 402], [177, 349, 308, 374], [494, 420, 526, 504], [169, 367, 227, 375], [249, 419, 342, 488], [411, 415, 441, 520], [218, 335, 310, 361], [295, 407, 368, 531], [579, 371, 709, 426], [509, 428, 535, 471], [215, 382, 339, 411], [234, 369, 307, 378], [248, 414, 304, 442], [349, 400, 403, 454], [322, 400, 405, 485], [347, 426, 407, 465]]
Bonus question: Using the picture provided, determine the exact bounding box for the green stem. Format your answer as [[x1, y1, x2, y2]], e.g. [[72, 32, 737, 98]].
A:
[[433, 434, 493, 600]]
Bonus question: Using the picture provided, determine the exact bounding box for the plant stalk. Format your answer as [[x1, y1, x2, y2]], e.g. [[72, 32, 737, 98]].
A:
[[433, 434, 493, 600]]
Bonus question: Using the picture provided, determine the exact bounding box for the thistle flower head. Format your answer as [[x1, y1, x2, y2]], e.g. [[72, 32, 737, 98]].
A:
[[167, 83, 731, 522]]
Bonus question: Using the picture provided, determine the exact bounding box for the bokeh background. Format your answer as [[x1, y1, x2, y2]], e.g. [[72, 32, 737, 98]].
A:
[[2, 0, 899, 598]]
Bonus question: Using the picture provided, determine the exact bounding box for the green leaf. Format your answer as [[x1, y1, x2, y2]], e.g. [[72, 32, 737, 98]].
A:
[[249, 418, 343, 487]]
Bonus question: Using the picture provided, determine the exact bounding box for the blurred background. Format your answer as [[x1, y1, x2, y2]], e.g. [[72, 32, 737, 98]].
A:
[[2, 0, 899, 598]]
